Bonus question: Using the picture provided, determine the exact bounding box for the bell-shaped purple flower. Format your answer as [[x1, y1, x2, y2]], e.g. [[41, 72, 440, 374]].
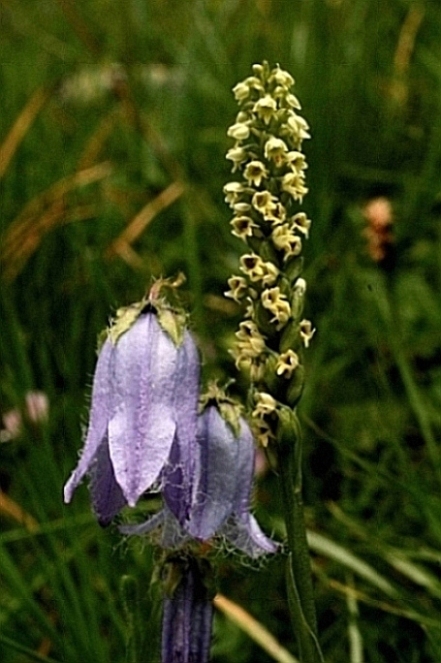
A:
[[121, 395, 277, 559], [188, 404, 277, 558], [63, 308, 199, 525]]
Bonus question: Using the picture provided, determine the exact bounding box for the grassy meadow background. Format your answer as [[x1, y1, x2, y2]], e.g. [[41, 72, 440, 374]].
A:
[[1, 0, 441, 661]]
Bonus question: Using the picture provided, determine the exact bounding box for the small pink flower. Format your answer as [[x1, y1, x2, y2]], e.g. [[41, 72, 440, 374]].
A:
[[1, 391, 49, 442]]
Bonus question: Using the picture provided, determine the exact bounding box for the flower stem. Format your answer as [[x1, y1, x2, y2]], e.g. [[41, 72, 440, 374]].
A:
[[277, 412, 324, 663]]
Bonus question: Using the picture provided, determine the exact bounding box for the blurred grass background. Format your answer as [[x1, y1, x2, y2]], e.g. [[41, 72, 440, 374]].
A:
[[1, 0, 441, 661]]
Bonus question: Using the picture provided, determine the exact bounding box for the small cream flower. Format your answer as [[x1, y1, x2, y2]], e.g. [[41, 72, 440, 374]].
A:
[[223, 181, 246, 206], [244, 160, 269, 187], [240, 254, 279, 285], [271, 224, 302, 260], [261, 287, 291, 327], [253, 95, 277, 125], [226, 146, 248, 171], [233, 202, 252, 214], [252, 392, 278, 418], [252, 190, 276, 216], [269, 66, 294, 89], [251, 190, 287, 225], [294, 278, 307, 297], [225, 275, 248, 302], [285, 93, 302, 109], [252, 418, 274, 448], [286, 151, 307, 173], [281, 172, 308, 202], [231, 349, 266, 382], [230, 216, 258, 241], [231, 347, 252, 373], [260, 263, 280, 286], [244, 300, 256, 320], [276, 349, 299, 379], [236, 320, 266, 356], [281, 112, 311, 148], [265, 201, 287, 225], [227, 122, 251, 141], [236, 110, 252, 124], [291, 212, 311, 238], [252, 190, 276, 210], [232, 81, 250, 101], [249, 357, 267, 382], [233, 76, 264, 100], [264, 137, 288, 166], [299, 319, 315, 348]]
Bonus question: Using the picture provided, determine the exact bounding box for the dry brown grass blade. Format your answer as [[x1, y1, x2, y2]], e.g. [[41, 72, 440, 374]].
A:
[[78, 109, 120, 170], [2, 203, 98, 281], [1, 162, 112, 280], [213, 593, 299, 663], [0, 85, 52, 180], [325, 576, 439, 627], [394, 3, 425, 75], [0, 489, 39, 532], [390, 3, 425, 105], [53, 0, 100, 55], [105, 180, 185, 263]]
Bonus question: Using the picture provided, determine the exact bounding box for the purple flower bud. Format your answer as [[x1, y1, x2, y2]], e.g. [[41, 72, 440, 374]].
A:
[[63, 311, 199, 525], [161, 557, 213, 663]]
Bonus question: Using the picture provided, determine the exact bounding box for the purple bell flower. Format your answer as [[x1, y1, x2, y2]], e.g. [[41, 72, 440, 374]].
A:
[[189, 404, 277, 558], [63, 308, 200, 525], [121, 395, 277, 559]]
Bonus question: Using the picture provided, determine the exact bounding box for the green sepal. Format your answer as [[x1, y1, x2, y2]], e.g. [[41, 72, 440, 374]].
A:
[[96, 327, 109, 353], [285, 256, 304, 285], [259, 239, 279, 265], [199, 382, 242, 438], [280, 320, 302, 353], [104, 274, 189, 347], [254, 301, 280, 337], [276, 405, 302, 450], [156, 306, 187, 346], [290, 287, 306, 323], [286, 363, 305, 408], [107, 299, 148, 345], [261, 353, 279, 393], [247, 234, 265, 254]]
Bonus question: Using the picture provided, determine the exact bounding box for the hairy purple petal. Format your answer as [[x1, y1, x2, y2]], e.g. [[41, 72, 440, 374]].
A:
[[187, 406, 238, 540], [229, 418, 256, 515], [220, 513, 278, 558], [119, 510, 165, 536], [120, 506, 191, 549], [165, 330, 200, 523], [223, 418, 278, 556], [188, 411, 277, 556], [88, 436, 127, 526], [162, 434, 186, 522], [108, 313, 178, 506], [162, 560, 213, 663], [63, 340, 115, 503]]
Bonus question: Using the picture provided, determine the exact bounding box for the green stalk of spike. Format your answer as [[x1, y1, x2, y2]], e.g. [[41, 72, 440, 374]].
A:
[[277, 408, 325, 663]]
